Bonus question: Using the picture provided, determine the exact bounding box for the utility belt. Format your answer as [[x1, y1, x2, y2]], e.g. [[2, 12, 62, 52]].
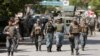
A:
[[81, 27, 88, 33], [71, 32, 80, 35], [46, 29, 53, 33], [7, 36, 15, 39], [35, 29, 41, 34], [56, 30, 63, 32], [71, 31, 80, 34], [46, 31, 53, 33], [35, 32, 41, 35]]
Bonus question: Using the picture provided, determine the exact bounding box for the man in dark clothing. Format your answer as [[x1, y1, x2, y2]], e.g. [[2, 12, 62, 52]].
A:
[[44, 19, 55, 52]]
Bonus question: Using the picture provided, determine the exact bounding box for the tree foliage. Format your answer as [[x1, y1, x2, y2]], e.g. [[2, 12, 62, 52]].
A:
[[89, 0, 100, 10], [89, 0, 100, 15], [0, 0, 41, 17], [70, 0, 100, 10], [69, 0, 84, 6]]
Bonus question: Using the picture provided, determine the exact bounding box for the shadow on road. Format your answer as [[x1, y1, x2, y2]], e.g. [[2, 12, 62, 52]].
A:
[[86, 49, 98, 51], [16, 55, 29, 56], [19, 39, 70, 45], [0, 48, 30, 53], [15, 49, 31, 53], [41, 49, 70, 52], [19, 38, 100, 45], [87, 39, 100, 45], [80, 54, 93, 56]]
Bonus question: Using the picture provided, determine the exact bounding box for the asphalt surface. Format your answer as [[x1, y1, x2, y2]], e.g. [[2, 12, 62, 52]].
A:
[[0, 32, 100, 56]]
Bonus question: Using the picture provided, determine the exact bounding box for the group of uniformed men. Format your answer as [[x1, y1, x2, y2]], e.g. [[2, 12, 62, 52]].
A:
[[3, 15, 96, 56]]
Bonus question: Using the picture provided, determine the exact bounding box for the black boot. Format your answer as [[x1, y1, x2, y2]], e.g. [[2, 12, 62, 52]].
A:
[[50, 47, 52, 52], [36, 45, 38, 51], [57, 47, 60, 51], [71, 48, 74, 55], [8, 51, 10, 56], [57, 47, 59, 51], [11, 51, 14, 56], [76, 50, 79, 55]]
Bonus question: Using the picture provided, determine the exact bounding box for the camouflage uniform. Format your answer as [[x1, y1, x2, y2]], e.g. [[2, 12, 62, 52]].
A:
[[69, 23, 80, 55], [80, 22, 88, 51], [31, 23, 43, 51], [3, 25, 17, 56]]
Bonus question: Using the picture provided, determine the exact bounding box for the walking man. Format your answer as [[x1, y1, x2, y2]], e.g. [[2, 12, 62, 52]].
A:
[[44, 19, 55, 52], [80, 19, 88, 51], [13, 17, 22, 51], [54, 18, 64, 51], [3, 19, 17, 56], [69, 20, 80, 55], [31, 19, 43, 51]]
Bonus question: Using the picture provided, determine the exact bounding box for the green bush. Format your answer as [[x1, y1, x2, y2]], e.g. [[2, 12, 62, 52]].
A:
[[96, 10, 100, 16]]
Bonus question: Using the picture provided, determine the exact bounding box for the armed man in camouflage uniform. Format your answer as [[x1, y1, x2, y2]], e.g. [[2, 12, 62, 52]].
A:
[[80, 19, 89, 51], [69, 20, 80, 55], [3, 19, 17, 56], [31, 19, 43, 51]]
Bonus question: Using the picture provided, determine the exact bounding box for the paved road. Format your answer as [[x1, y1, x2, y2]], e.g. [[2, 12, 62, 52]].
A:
[[0, 32, 100, 56]]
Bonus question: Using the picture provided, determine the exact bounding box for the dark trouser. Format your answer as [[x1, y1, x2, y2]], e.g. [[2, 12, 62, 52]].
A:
[[80, 33, 87, 49], [89, 25, 95, 36], [69, 38, 75, 54], [34, 34, 42, 51], [45, 33, 53, 52], [69, 34, 80, 55], [6, 38, 15, 56], [55, 32, 64, 51]]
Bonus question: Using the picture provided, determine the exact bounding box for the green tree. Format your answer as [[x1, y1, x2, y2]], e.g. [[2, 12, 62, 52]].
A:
[[89, 0, 100, 15], [89, 0, 100, 9], [0, 0, 42, 17], [69, 0, 77, 5], [69, 0, 88, 9]]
